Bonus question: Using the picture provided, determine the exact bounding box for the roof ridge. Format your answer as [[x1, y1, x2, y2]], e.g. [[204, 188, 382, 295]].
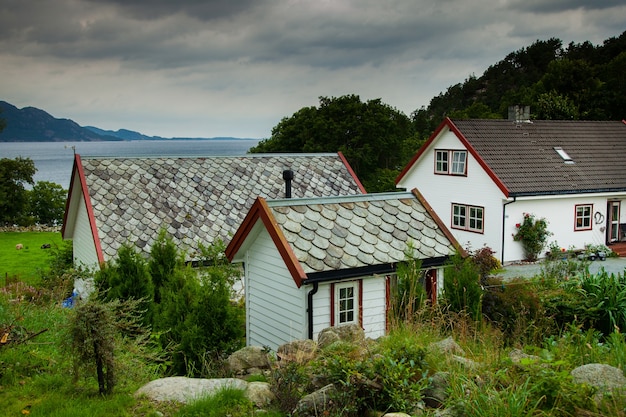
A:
[[78, 153, 341, 160], [265, 191, 414, 207]]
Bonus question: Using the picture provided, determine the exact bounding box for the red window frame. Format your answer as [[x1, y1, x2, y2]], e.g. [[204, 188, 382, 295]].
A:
[[574, 204, 593, 231]]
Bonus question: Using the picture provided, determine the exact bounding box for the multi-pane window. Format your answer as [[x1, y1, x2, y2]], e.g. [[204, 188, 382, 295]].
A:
[[575, 204, 592, 231], [336, 283, 356, 325], [435, 150, 467, 175], [451, 150, 467, 175], [435, 150, 449, 173], [452, 203, 484, 233]]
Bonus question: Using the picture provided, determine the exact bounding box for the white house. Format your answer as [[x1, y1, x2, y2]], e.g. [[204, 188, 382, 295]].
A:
[[62, 153, 365, 268], [396, 117, 626, 263], [225, 190, 462, 350]]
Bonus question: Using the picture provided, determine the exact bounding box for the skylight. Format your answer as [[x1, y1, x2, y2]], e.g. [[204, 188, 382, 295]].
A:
[[554, 147, 574, 164]]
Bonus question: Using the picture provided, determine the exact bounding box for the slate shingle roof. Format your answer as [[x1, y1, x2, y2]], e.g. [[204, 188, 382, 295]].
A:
[[262, 191, 458, 276], [450, 119, 626, 196], [79, 154, 364, 261]]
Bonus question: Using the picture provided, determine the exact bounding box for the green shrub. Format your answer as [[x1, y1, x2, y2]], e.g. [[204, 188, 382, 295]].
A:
[[95, 243, 154, 325], [481, 276, 548, 344], [443, 252, 482, 321], [390, 256, 426, 323]]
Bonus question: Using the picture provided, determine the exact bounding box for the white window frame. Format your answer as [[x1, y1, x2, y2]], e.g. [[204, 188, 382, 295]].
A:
[[575, 204, 593, 231], [452, 203, 484, 233], [435, 150, 449, 174], [335, 282, 357, 326], [435, 149, 467, 175]]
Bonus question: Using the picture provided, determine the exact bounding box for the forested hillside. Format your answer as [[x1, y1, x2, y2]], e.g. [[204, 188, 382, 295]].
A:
[[413, 30, 626, 137]]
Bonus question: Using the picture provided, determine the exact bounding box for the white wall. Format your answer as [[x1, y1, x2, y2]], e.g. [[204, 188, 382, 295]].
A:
[[73, 192, 100, 269], [398, 128, 506, 258], [503, 195, 620, 262], [361, 276, 387, 339], [245, 228, 307, 351]]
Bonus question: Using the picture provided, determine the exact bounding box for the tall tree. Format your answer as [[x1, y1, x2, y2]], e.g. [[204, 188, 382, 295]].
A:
[[28, 181, 67, 225], [250, 95, 415, 192], [0, 157, 36, 225]]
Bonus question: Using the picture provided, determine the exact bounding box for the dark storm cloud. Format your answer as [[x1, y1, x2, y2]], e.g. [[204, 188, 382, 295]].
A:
[[509, 0, 625, 13], [1, 0, 624, 138], [83, 0, 261, 21]]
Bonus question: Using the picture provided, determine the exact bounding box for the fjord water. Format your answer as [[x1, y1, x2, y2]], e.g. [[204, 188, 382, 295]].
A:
[[0, 139, 259, 190]]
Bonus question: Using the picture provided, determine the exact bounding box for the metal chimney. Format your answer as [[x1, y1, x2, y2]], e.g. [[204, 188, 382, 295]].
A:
[[283, 169, 294, 198]]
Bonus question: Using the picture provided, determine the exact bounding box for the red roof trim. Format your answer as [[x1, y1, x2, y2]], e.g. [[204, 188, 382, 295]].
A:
[[337, 151, 367, 194], [74, 155, 105, 265], [396, 118, 511, 198], [410, 188, 467, 257], [226, 197, 308, 288]]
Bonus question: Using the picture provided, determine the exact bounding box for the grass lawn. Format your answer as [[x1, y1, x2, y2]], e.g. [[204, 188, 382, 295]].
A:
[[0, 231, 63, 285]]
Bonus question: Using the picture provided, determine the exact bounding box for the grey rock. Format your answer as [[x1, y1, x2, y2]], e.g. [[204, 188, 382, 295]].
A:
[[227, 346, 271, 375], [293, 384, 337, 417], [429, 336, 465, 356], [571, 363, 626, 392], [277, 339, 318, 363], [423, 372, 449, 408], [317, 324, 365, 349], [134, 377, 247, 404], [509, 348, 541, 364], [246, 381, 275, 408]]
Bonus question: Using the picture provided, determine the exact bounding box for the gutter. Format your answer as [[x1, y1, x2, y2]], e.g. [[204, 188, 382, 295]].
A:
[[306, 282, 319, 340], [501, 197, 517, 264]]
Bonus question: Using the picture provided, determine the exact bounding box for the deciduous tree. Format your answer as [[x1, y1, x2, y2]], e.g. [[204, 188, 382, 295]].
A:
[[0, 157, 36, 225]]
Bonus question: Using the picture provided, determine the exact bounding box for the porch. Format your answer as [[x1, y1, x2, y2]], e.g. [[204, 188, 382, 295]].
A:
[[609, 241, 626, 257]]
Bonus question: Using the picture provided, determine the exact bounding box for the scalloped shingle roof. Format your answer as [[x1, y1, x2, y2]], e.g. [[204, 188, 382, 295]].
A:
[[226, 190, 461, 286], [268, 192, 457, 274], [79, 153, 364, 261]]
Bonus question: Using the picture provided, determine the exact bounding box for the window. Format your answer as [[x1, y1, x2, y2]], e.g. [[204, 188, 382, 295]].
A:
[[452, 203, 484, 233], [575, 204, 592, 231], [435, 150, 467, 175], [435, 150, 449, 173], [335, 282, 357, 325], [451, 150, 467, 175]]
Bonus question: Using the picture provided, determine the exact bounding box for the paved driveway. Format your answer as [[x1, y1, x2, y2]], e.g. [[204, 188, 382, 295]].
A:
[[494, 257, 626, 280]]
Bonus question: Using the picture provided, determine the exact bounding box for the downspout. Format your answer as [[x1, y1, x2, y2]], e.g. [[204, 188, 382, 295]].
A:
[[307, 282, 319, 340], [501, 197, 517, 265]]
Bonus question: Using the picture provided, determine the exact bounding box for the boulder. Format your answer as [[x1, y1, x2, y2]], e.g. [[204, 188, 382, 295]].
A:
[[422, 372, 449, 408], [317, 324, 365, 349], [508, 348, 541, 365], [277, 339, 318, 363], [227, 346, 271, 375], [429, 336, 465, 356], [571, 363, 626, 401], [135, 377, 247, 404], [293, 383, 337, 416], [246, 381, 275, 408]]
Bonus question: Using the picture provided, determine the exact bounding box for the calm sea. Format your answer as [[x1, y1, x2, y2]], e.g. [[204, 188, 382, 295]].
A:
[[0, 139, 259, 190]]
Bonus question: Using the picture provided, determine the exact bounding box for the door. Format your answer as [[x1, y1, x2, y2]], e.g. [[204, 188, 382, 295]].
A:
[[608, 201, 621, 243]]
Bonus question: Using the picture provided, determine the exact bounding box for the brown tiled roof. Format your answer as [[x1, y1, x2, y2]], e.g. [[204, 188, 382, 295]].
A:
[[451, 119, 626, 196], [80, 154, 364, 261], [265, 191, 458, 276]]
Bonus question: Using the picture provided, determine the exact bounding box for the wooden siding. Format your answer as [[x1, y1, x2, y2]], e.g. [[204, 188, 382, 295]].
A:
[[73, 192, 99, 268], [398, 128, 506, 260], [246, 228, 306, 350], [312, 283, 331, 340], [361, 276, 387, 338]]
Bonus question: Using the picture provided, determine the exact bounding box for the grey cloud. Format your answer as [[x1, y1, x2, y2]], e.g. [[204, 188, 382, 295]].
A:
[[82, 0, 262, 21], [509, 0, 625, 13]]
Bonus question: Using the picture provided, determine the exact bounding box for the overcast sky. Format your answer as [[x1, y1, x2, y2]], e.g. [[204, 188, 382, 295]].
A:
[[1, 1, 624, 139]]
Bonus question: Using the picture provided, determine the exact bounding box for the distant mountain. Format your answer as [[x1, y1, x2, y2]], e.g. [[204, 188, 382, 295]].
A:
[[0, 100, 257, 142], [0, 101, 119, 142]]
